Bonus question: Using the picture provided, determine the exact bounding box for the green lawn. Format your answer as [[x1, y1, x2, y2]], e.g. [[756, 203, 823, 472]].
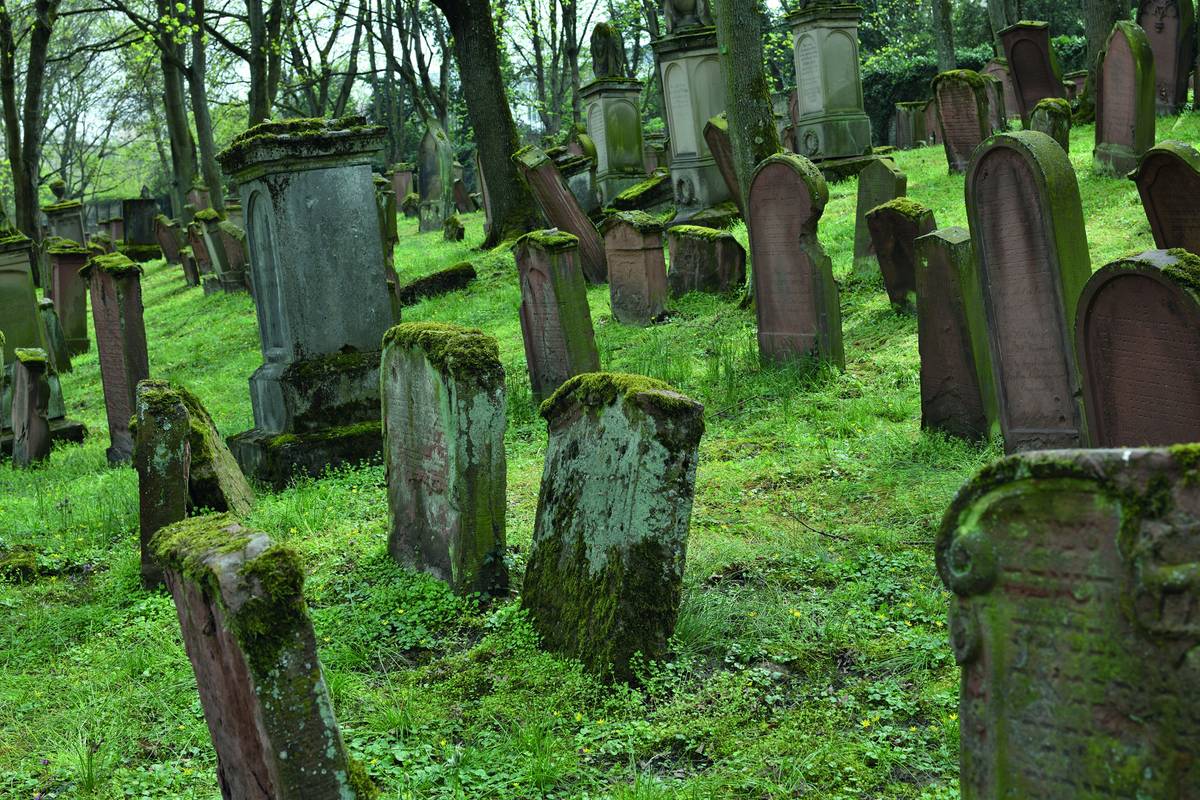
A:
[[1, 117, 1190, 799]]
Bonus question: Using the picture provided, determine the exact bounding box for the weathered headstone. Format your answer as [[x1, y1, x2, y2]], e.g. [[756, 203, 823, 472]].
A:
[[46, 237, 90, 355], [513, 145, 608, 284], [154, 214, 184, 266], [153, 515, 373, 799], [41, 198, 85, 245], [981, 58, 1020, 121], [37, 299, 71, 373], [923, 99, 943, 145], [381, 323, 508, 596], [216, 116, 393, 489], [981, 74, 1007, 133], [666, 225, 745, 296], [514, 230, 601, 402], [443, 214, 465, 242], [390, 162, 415, 200], [1094, 21, 1156, 176], [522, 373, 704, 682], [452, 177, 473, 215], [853, 157, 906, 273], [1064, 69, 1089, 99], [938, 447, 1200, 798], [934, 70, 992, 174], [867, 198, 937, 307], [1029, 97, 1072, 153], [1138, 0, 1196, 114], [601, 211, 667, 326], [748, 153, 844, 367], [179, 246, 200, 287], [122, 198, 159, 250], [914, 227, 993, 441], [1132, 140, 1200, 252], [583, 23, 646, 205], [186, 221, 213, 276], [965, 131, 1091, 453], [473, 151, 494, 237], [10, 348, 50, 468], [703, 114, 742, 216], [999, 21, 1066, 124], [195, 210, 249, 294], [418, 121, 455, 233], [893, 101, 928, 150], [185, 183, 210, 213]]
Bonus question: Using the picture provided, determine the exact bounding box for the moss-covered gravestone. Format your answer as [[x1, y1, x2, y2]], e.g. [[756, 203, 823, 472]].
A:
[[418, 121, 455, 233], [1028, 97, 1071, 153], [381, 323, 508, 596], [153, 515, 374, 799], [443, 214, 465, 242], [1138, 0, 1195, 115], [11, 348, 50, 468], [37, 299, 71, 373], [41, 198, 85, 245], [216, 117, 394, 489], [179, 246, 200, 288], [981, 58, 1019, 121], [522, 373, 704, 682], [515, 230, 601, 403], [45, 236, 89, 355], [867, 198, 937, 308], [1075, 250, 1200, 447], [582, 25, 646, 205], [999, 21, 1066, 125], [666, 225, 745, 297], [915, 227, 994, 441], [933, 70, 991, 174], [121, 198, 159, 251], [135, 380, 255, 588], [1132, 141, 1200, 252], [965, 131, 1091, 453], [1094, 21, 1156, 177], [939, 447, 1200, 797], [702, 114, 742, 216], [153, 214, 184, 267], [513, 145, 608, 284], [748, 153, 844, 367], [853, 157, 906, 273], [601, 212, 667, 326]]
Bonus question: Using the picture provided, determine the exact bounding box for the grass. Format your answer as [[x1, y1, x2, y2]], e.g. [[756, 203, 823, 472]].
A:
[[0, 115, 1188, 798]]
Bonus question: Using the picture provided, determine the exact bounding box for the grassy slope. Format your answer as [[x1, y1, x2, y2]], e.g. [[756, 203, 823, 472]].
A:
[[0, 116, 1189, 799]]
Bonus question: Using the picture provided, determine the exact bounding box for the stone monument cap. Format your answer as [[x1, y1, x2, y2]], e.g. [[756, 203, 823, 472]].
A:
[[539, 372, 705, 432], [217, 115, 387, 181], [381, 321, 504, 388], [44, 236, 88, 255], [79, 252, 141, 279], [14, 347, 47, 365], [518, 228, 580, 253], [600, 210, 665, 234]]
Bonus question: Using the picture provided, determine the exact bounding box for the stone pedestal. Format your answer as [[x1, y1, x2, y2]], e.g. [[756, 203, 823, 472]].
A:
[[47, 238, 90, 355], [42, 199, 85, 244], [582, 78, 647, 205], [10, 348, 50, 467], [601, 211, 667, 325], [787, 3, 873, 161], [216, 116, 394, 489]]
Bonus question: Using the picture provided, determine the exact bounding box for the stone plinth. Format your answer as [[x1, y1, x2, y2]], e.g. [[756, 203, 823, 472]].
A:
[[42, 199, 85, 244], [1138, 0, 1195, 114], [513, 146, 608, 284], [1029, 97, 1071, 153], [853, 157, 906, 273], [934, 70, 991, 174], [666, 225, 745, 296], [46, 237, 89, 355], [1094, 21, 1156, 177], [582, 78, 647, 204], [10, 348, 50, 467], [1132, 140, 1200, 252], [601, 212, 667, 325], [999, 21, 1066, 124]]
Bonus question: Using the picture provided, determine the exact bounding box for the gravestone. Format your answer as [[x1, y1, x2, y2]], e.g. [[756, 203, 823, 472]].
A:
[[583, 23, 647, 204], [748, 153, 844, 367], [473, 151, 494, 238], [981, 58, 1020, 121], [46, 237, 90, 355], [601, 211, 667, 326], [390, 162, 415, 200], [106, 216, 124, 242], [853, 157, 906, 273], [186, 221, 212, 276], [1138, 0, 1196, 114], [513, 145, 608, 284], [37, 299, 71, 373], [893, 101, 927, 150], [934, 70, 992, 174], [1064, 69, 1089, 99], [867, 198, 937, 307], [185, 183, 210, 213], [666, 225, 745, 296], [1029, 97, 1071, 153], [999, 21, 1066, 124], [787, 2, 873, 160], [121, 198, 159, 250], [81, 254, 150, 464], [1132, 140, 1200, 252], [179, 246, 200, 287], [154, 214, 184, 266], [225, 202, 244, 230], [443, 214, 465, 242], [195, 210, 249, 293], [914, 227, 993, 441], [10, 348, 50, 468], [452, 177, 473, 215], [514, 230, 601, 403], [374, 174, 399, 266], [965, 131, 1091, 453], [1094, 21, 1156, 177], [923, 99, 943, 145], [1076, 250, 1200, 446], [938, 447, 1200, 798], [381, 323, 508, 596], [418, 121, 455, 233], [153, 515, 373, 799], [981, 75, 1007, 133], [703, 115, 742, 216], [42, 199, 85, 245], [522, 373, 704, 682]]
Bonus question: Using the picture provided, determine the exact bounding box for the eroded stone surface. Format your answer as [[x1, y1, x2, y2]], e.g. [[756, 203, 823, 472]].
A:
[[934, 71, 991, 174], [1094, 21, 1156, 176], [666, 226, 745, 297], [867, 198, 937, 307], [1138, 0, 1196, 114], [513, 146, 608, 284], [853, 158, 906, 271], [1029, 97, 1071, 153]]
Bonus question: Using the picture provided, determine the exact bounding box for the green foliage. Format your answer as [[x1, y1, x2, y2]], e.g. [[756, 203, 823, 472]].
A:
[[862, 44, 992, 145]]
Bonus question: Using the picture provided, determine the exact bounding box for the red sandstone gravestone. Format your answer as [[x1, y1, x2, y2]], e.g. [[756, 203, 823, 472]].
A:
[[1131, 140, 1200, 253], [46, 237, 89, 355], [981, 58, 1019, 121], [10, 348, 50, 468], [154, 215, 184, 266], [934, 71, 992, 174], [1094, 21, 1156, 177], [666, 226, 745, 297], [853, 157, 906, 274], [999, 21, 1066, 125], [1139, 0, 1196, 115], [513, 145, 608, 284], [601, 212, 668, 326], [867, 198, 937, 307], [923, 99, 942, 145], [703, 114, 743, 217]]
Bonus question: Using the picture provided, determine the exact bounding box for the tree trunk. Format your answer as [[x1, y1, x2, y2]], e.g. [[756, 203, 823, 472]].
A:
[[561, 0, 581, 127], [188, 0, 224, 212], [247, 0, 271, 123], [432, 0, 537, 246], [161, 43, 198, 217], [931, 0, 955, 72], [987, 0, 1021, 54], [1080, 0, 1129, 119]]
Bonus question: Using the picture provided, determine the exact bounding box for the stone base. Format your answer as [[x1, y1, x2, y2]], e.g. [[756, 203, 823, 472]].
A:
[[795, 115, 873, 163], [228, 421, 383, 490], [0, 417, 87, 456], [815, 154, 880, 184], [1093, 145, 1139, 177]]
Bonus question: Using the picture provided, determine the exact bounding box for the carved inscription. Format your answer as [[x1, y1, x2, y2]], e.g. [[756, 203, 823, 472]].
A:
[[1101, 32, 1136, 148], [666, 66, 698, 155], [796, 35, 823, 116], [1139, 0, 1189, 111]]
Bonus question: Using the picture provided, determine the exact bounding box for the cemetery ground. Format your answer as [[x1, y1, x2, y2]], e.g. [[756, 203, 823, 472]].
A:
[[0, 116, 1187, 800]]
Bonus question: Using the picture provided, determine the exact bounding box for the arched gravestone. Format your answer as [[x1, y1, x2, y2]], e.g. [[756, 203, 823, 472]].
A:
[[965, 131, 1091, 453], [939, 447, 1200, 798], [1139, 0, 1196, 115], [1076, 250, 1200, 447], [999, 21, 1066, 125], [1094, 21, 1157, 177], [748, 153, 844, 368], [866, 198, 937, 308], [853, 157, 906, 274], [1029, 97, 1071, 153], [1131, 140, 1200, 252], [933, 70, 992, 174]]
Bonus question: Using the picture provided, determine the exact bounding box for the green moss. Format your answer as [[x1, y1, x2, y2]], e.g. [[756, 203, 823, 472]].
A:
[[517, 229, 579, 253], [44, 236, 87, 256], [1033, 97, 1071, 116], [512, 145, 549, 170], [669, 224, 734, 242], [149, 513, 254, 589], [227, 544, 307, 675], [752, 154, 828, 214], [1014, 20, 1048, 29], [601, 210, 664, 234], [0, 546, 39, 582], [217, 220, 245, 241], [932, 69, 988, 91], [345, 757, 380, 800], [869, 196, 932, 222], [118, 243, 164, 263], [612, 172, 670, 204], [706, 112, 729, 133], [383, 321, 504, 389], [1162, 248, 1200, 297], [540, 372, 701, 422], [263, 420, 381, 450], [217, 115, 385, 170], [193, 208, 223, 224], [283, 350, 378, 386], [14, 348, 47, 365], [41, 199, 82, 213], [81, 253, 141, 278], [0, 230, 31, 247]]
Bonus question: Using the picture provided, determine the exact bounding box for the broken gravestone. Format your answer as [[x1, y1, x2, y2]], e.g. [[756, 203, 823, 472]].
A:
[[933, 70, 992, 174], [854, 157, 907, 274], [601, 211, 667, 326], [513, 145, 608, 284], [522, 373, 704, 683], [10, 348, 50, 468], [381, 322, 508, 596], [666, 225, 745, 297], [938, 447, 1200, 798], [748, 153, 844, 367], [1138, 0, 1196, 115], [1131, 140, 1200, 252], [867, 198, 937, 308], [1094, 21, 1156, 177], [999, 21, 1066, 125], [703, 114, 742, 217], [1028, 97, 1071, 153]]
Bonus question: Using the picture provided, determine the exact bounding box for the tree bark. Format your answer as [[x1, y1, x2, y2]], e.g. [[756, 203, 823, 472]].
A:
[[1080, 0, 1129, 118], [987, 0, 1022, 54], [561, 0, 581, 127], [931, 0, 955, 72], [159, 14, 198, 219], [188, 0, 224, 211]]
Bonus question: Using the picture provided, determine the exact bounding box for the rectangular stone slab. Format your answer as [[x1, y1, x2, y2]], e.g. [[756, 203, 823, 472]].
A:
[[514, 146, 608, 284], [85, 262, 149, 464], [666, 226, 746, 297], [1139, 0, 1195, 114], [602, 216, 667, 326]]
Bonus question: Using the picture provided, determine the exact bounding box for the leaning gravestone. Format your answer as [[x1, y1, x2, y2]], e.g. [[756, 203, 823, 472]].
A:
[[666, 225, 746, 297], [10, 348, 50, 468], [853, 157, 907, 274], [914, 227, 993, 441], [217, 116, 394, 489], [867, 198, 937, 307], [37, 299, 71, 373], [381, 323, 508, 596], [703, 114, 743, 216], [1094, 21, 1156, 177], [1075, 249, 1200, 447], [601, 211, 668, 326], [981, 75, 1007, 133], [1028, 97, 1071, 153], [418, 121, 455, 233], [153, 514, 374, 799], [42, 198, 85, 245], [933, 70, 991, 174], [749, 153, 844, 367], [522, 373, 704, 683], [513, 145, 608, 284], [45, 237, 89, 355], [938, 447, 1200, 798], [893, 101, 927, 150], [999, 21, 1066, 124], [515, 230, 601, 402], [154, 214, 184, 266], [1138, 0, 1196, 115], [1131, 140, 1200, 252], [965, 131, 1091, 453]]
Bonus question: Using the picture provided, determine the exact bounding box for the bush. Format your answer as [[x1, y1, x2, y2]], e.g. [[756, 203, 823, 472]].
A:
[[1052, 35, 1088, 74]]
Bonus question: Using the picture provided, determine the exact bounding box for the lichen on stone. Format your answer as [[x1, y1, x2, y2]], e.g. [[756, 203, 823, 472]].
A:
[[869, 196, 932, 222], [601, 210, 664, 234], [670, 224, 734, 242], [44, 236, 88, 256], [1034, 96, 1071, 116], [193, 208, 223, 224], [41, 199, 82, 213], [81, 252, 141, 278], [14, 347, 47, 365], [517, 229, 579, 252], [383, 321, 504, 388], [540, 372, 702, 423]]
